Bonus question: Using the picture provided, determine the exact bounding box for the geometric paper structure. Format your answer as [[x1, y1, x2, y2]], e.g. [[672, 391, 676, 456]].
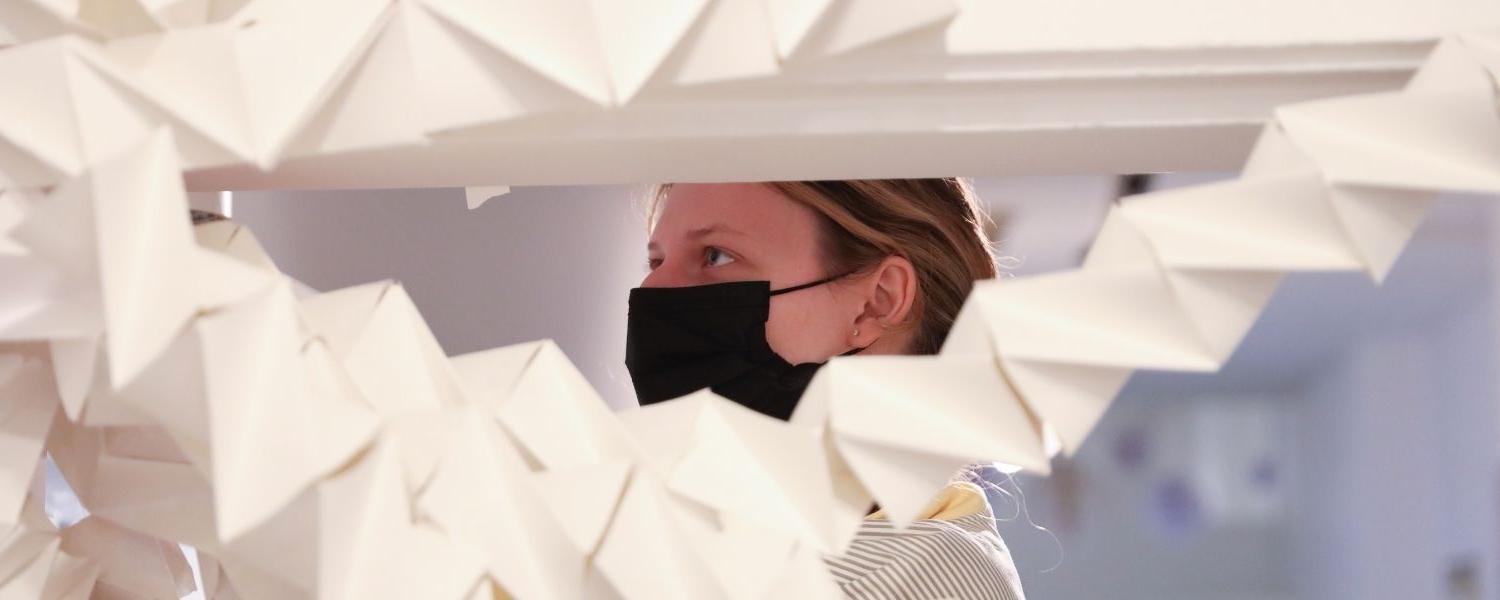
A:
[[1, 2, 1499, 598]]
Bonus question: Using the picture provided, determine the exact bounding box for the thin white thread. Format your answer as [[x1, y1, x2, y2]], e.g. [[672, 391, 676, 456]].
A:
[[967, 465, 1066, 574]]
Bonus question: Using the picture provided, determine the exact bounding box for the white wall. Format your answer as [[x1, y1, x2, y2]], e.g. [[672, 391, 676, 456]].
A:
[[1289, 198, 1500, 600], [231, 185, 650, 409]]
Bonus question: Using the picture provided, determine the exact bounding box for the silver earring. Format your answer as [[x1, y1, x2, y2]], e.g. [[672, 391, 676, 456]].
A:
[[853, 329, 860, 337]]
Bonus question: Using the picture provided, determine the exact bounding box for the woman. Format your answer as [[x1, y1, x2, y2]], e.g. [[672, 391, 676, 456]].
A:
[[624, 179, 1026, 599]]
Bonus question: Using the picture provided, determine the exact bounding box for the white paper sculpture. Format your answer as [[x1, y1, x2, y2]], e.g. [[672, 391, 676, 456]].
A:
[[1, 0, 1498, 597]]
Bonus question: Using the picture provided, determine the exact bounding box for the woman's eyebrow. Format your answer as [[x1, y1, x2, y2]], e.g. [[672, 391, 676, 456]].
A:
[[686, 223, 747, 239], [647, 223, 749, 251]]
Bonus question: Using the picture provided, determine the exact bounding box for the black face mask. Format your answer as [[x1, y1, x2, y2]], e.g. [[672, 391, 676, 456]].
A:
[[624, 274, 863, 420]]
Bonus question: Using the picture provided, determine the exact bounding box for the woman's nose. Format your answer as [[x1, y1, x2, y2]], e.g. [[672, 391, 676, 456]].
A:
[[640, 259, 697, 289]]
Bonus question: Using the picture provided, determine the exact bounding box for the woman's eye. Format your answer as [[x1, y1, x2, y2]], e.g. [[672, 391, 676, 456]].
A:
[[646, 257, 662, 271], [705, 247, 736, 267]]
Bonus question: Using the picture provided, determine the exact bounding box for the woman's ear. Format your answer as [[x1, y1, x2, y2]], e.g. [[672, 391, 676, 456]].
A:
[[851, 255, 917, 349]]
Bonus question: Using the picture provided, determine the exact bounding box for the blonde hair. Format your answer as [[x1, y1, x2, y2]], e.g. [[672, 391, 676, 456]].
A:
[[651, 179, 997, 354]]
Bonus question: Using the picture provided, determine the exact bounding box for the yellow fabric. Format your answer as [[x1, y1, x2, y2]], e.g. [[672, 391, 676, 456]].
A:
[[865, 481, 991, 522]]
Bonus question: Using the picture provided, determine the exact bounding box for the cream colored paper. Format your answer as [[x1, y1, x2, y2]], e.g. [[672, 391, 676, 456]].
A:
[[0, 6, 1496, 599], [592, 471, 726, 600], [58, 516, 195, 599], [0, 348, 58, 526], [490, 340, 636, 470], [1277, 90, 1500, 194], [196, 280, 378, 541], [790, 0, 959, 59], [416, 406, 584, 600], [619, 390, 843, 548], [464, 185, 508, 210], [587, 0, 707, 102], [764, 0, 834, 58], [416, 0, 613, 106], [658, 0, 779, 86], [811, 356, 1046, 527]]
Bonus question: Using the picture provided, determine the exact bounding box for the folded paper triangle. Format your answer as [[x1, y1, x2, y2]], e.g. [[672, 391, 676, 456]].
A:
[[1277, 90, 1500, 194]]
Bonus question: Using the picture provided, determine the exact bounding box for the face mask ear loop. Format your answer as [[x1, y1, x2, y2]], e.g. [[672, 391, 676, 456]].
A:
[[768, 270, 857, 296]]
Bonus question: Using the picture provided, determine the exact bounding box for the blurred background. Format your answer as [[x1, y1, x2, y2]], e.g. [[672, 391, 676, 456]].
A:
[[220, 176, 1500, 600]]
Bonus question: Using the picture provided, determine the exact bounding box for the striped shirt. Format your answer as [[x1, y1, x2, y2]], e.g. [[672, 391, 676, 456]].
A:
[[824, 486, 1025, 600]]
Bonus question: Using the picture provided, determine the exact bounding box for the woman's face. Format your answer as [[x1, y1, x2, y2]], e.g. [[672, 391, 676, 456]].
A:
[[642, 183, 864, 364]]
